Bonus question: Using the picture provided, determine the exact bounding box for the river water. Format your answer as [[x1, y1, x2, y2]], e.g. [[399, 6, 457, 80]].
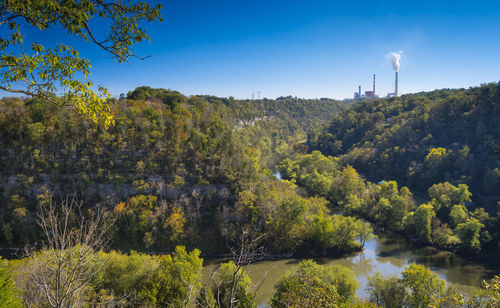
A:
[[207, 232, 499, 307]]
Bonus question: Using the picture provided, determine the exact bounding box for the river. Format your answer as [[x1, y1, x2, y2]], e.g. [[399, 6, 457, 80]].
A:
[[206, 231, 499, 307]]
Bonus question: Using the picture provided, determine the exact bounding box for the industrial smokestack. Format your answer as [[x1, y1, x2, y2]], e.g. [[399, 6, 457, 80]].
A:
[[390, 52, 401, 97], [373, 74, 376, 96], [359, 85, 361, 97], [395, 71, 398, 97]]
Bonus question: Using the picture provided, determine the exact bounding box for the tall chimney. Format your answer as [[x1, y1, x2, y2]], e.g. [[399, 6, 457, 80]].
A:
[[359, 85, 361, 97], [395, 71, 398, 97], [373, 74, 376, 96]]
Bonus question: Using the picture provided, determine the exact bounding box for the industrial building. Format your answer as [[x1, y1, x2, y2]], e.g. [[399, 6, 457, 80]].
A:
[[354, 71, 399, 100], [353, 74, 377, 100]]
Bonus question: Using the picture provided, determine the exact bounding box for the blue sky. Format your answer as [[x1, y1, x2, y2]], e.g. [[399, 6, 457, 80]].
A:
[[10, 0, 500, 99]]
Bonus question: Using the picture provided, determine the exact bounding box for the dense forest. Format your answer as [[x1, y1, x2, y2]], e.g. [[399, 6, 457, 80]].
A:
[[1, 85, 500, 307], [280, 150, 499, 254], [0, 87, 348, 254], [1, 0, 499, 306], [283, 83, 500, 257], [309, 83, 500, 210]]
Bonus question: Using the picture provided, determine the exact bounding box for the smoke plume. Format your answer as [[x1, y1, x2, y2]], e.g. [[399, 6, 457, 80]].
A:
[[391, 52, 402, 72]]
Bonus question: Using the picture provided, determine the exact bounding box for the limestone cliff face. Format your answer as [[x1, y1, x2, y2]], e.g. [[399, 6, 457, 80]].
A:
[[1, 172, 233, 205]]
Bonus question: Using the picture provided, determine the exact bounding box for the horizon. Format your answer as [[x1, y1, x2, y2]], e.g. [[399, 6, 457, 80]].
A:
[[2, 0, 500, 100], [5, 82, 495, 102]]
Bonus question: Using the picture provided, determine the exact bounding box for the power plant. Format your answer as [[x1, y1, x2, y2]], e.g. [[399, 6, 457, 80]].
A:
[[353, 52, 401, 100], [354, 74, 377, 99]]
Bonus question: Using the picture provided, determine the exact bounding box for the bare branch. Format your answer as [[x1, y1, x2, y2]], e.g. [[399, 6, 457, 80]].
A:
[[16, 196, 116, 307]]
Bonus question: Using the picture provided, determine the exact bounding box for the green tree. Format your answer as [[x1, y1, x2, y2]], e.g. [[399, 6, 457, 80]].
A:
[[401, 264, 446, 308], [455, 218, 484, 252], [147, 246, 203, 307], [0, 0, 162, 126], [272, 273, 341, 308], [306, 213, 365, 253], [271, 260, 358, 307], [449, 204, 469, 228], [333, 165, 365, 203], [343, 194, 363, 216], [431, 218, 457, 247], [0, 257, 22, 308], [413, 203, 436, 243], [367, 272, 407, 308], [354, 220, 375, 248], [95, 250, 158, 304], [428, 182, 471, 221], [94, 247, 202, 307]]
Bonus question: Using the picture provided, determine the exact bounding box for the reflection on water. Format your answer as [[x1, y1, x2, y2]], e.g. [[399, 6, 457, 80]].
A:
[[206, 232, 499, 307]]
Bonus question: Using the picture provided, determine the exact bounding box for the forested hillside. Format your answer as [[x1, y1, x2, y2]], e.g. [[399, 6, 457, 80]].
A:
[[1, 86, 500, 307], [0, 88, 347, 254], [128, 86, 348, 167], [309, 83, 500, 209], [280, 151, 500, 255]]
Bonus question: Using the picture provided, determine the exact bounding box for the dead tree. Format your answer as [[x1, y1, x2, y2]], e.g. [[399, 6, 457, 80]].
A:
[[19, 196, 113, 308], [227, 227, 266, 308], [199, 226, 267, 308]]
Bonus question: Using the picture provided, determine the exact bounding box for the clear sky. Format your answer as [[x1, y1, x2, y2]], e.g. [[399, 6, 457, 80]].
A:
[[11, 0, 500, 99]]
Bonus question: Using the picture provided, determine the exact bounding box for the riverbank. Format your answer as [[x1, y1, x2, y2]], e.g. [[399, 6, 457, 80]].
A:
[[204, 231, 499, 307]]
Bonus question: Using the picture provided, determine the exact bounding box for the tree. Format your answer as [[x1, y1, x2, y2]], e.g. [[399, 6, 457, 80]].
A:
[[354, 219, 375, 248], [455, 218, 484, 252], [475, 275, 500, 307], [367, 265, 448, 308], [413, 203, 435, 243], [95, 250, 158, 305], [16, 197, 112, 307], [333, 165, 365, 203], [0, 0, 162, 126], [198, 228, 264, 308], [428, 182, 471, 221], [271, 260, 358, 307], [449, 204, 468, 228], [431, 217, 456, 247], [400, 264, 446, 308], [93, 247, 203, 307], [148, 246, 203, 307], [272, 272, 341, 308], [306, 213, 363, 253], [367, 272, 407, 308], [199, 261, 256, 308], [0, 257, 23, 308]]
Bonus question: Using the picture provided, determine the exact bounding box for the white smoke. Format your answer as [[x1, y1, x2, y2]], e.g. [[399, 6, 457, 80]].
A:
[[391, 51, 402, 72]]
